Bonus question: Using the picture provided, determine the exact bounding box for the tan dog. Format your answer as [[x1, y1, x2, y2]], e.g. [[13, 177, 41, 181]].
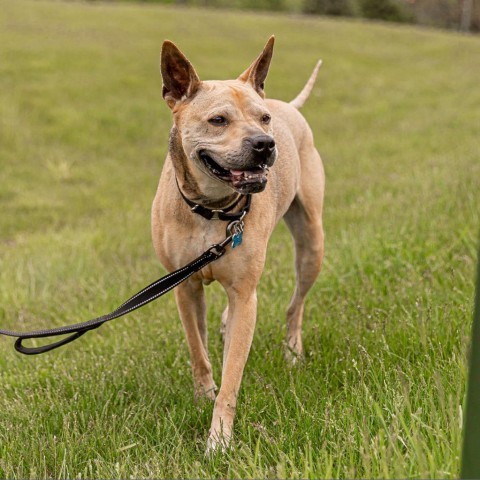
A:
[[151, 36, 324, 452]]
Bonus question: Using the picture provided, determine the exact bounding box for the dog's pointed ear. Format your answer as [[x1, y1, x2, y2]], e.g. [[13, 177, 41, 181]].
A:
[[161, 40, 200, 109], [238, 36, 275, 98]]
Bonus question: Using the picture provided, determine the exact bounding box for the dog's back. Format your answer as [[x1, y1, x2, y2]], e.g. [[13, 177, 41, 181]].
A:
[[261, 59, 323, 220]]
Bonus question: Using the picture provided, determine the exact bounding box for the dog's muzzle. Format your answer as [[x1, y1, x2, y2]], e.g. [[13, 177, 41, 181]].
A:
[[198, 136, 277, 193]]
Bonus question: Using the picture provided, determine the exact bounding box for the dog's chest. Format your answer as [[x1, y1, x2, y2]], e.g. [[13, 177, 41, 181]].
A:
[[199, 265, 216, 285]]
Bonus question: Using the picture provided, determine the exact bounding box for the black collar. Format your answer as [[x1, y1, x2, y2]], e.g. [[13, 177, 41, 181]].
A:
[[175, 177, 252, 221]]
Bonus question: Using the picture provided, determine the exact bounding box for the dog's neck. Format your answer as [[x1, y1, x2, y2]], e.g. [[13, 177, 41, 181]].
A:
[[169, 127, 241, 210]]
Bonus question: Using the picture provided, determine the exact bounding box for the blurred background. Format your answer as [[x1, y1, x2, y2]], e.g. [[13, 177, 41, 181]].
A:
[[99, 0, 480, 33]]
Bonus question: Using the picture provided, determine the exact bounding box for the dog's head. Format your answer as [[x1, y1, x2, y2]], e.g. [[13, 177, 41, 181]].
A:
[[160, 37, 277, 195]]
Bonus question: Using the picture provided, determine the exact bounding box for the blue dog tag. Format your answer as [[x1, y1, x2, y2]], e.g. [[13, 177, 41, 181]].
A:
[[232, 231, 243, 248]]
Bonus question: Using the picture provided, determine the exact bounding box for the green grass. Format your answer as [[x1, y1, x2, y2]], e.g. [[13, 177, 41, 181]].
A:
[[1, 0, 479, 477]]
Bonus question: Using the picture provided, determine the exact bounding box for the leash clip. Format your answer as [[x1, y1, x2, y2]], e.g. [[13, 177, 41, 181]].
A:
[[227, 217, 245, 249], [226, 210, 247, 235]]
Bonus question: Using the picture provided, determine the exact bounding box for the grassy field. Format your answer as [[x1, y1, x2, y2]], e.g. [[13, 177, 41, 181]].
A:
[[1, 0, 479, 477]]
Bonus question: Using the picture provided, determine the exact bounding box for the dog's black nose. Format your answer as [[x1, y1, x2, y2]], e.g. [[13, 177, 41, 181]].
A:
[[251, 135, 276, 154], [247, 135, 276, 163]]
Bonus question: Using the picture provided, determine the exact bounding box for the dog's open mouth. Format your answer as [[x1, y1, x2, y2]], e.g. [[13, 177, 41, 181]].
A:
[[199, 151, 269, 192]]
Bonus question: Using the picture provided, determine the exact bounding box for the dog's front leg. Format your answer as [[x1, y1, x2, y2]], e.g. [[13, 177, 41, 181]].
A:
[[207, 286, 257, 452], [174, 279, 217, 401]]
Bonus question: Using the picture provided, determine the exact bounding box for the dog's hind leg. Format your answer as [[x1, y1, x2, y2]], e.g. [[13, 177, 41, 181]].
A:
[[283, 147, 325, 362], [174, 278, 217, 400], [220, 306, 228, 343]]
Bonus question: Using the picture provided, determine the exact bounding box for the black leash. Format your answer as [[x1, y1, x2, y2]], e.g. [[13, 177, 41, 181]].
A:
[[0, 193, 250, 356]]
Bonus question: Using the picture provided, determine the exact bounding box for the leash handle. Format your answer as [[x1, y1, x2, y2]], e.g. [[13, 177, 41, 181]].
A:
[[15, 329, 91, 355]]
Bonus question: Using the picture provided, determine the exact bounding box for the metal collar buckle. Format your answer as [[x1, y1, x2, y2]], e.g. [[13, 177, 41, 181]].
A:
[[210, 209, 224, 220], [191, 205, 226, 220]]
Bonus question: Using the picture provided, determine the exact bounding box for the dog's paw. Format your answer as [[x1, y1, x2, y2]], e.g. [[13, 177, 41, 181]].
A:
[[205, 430, 231, 455], [195, 383, 217, 402], [284, 343, 304, 366], [205, 413, 234, 455]]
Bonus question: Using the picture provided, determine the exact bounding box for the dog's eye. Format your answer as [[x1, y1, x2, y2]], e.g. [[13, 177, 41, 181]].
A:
[[208, 116, 227, 126], [262, 114, 271, 124]]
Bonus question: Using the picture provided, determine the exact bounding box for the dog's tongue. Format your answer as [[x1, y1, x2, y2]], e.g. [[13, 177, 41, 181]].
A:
[[230, 169, 265, 177]]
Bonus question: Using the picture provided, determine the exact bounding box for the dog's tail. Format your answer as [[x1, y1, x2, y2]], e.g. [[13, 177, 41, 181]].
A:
[[289, 60, 322, 110]]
